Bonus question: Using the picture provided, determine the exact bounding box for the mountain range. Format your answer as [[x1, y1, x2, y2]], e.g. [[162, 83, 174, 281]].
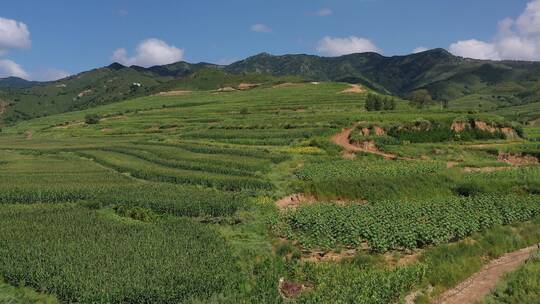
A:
[[2, 48, 540, 124]]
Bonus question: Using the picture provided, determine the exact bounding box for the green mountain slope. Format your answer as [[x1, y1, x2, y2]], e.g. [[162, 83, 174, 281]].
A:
[[3, 48, 540, 125], [0, 77, 39, 89], [0, 62, 219, 124], [226, 49, 540, 108], [225, 49, 466, 93]]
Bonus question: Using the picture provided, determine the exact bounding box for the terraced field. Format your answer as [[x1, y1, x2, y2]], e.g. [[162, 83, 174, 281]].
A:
[[0, 82, 539, 303]]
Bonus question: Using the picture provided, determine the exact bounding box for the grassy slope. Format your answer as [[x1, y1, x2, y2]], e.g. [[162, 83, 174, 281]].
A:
[[0, 82, 539, 303], [3, 49, 540, 127], [0, 64, 300, 125]]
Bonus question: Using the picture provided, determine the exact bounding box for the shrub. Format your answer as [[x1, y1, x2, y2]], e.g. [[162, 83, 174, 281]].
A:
[[453, 182, 486, 197], [84, 113, 100, 124], [114, 205, 158, 222]]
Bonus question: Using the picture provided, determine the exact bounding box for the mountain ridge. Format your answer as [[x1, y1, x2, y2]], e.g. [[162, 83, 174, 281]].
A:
[[2, 48, 540, 124]]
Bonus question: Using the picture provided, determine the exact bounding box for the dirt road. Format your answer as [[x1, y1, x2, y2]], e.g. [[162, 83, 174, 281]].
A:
[[331, 127, 398, 159], [435, 245, 539, 304]]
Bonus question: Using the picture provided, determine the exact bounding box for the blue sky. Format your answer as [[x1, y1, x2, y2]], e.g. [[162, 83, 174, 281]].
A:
[[0, 0, 536, 80]]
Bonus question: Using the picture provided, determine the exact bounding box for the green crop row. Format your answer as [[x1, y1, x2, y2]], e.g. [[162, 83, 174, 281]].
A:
[[138, 141, 290, 163], [125, 143, 270, 172], [272, 194, 540, 252], [297, 263, 425, 304], [99, 146, 260, 177], [296, 158, 444, 181], [77, 150, 274, 192], [0, 204, 241, 304], [0, 183, 247, 218]]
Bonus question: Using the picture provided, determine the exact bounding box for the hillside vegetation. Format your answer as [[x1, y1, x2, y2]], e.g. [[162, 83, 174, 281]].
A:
[[2, 48, 540, 125], [0, 80, 539, 303]]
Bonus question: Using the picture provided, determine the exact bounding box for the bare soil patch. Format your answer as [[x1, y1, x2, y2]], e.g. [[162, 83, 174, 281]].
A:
[[237, 83, 260, 90], [275, 193, 364, 211], [435, 245, 539, 304], [278, 278, 313, 300], [275, 193, 316, 211], [54, 121, 85, 129], [154, 90, 192, 96], [462, 166, 513, 173], [100, 115, 126, 122], [465, 143, 504, 149], [384, 250, 422, 267], [302, 249, 357, 263], [217, 87, 237, 92], [446, 161, 459, 169], [451, 120, 518, 138], [500, 127, 518, 139], [340, 84, 366, 94], [273, 82, 299, 88], [474, 120, 498, 133], [274, 82, 293, 88], [451, 122, 468, 132], [77, 89, 93, 98], [498, 152, 539, 166]]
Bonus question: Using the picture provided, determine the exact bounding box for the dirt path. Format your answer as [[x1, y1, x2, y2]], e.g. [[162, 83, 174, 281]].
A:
[[435, 245, 539, 304], [331, 127, 398, 159]]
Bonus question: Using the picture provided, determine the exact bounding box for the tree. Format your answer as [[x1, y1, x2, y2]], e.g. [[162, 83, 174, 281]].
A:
[[442, 100, 449, 109], [373, 96, 382, 111], [366, 94, 396, 111], [383, 97, 396, 110], [409, 89, 433, 108], [365, 94, 376, 111]]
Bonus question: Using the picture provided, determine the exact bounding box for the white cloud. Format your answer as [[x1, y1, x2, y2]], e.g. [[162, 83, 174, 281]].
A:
[[515, 1, 540, 35], [250, 24, 272, 33], [316, 36, 380, 56], [0, 59, 29, 79], [449, 39, 501, 60], [32, 68, 70, 81], [310, 8, 333, 17], [111, 38, 184, 67], [449, 0, 540, 60], [413, 46, 429, 53], [0, 17, 31, 54]]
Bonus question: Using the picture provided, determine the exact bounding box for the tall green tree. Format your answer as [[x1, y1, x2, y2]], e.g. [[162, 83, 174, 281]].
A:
[[365, 94, 375, 111], [409, 89, 433, 108]]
